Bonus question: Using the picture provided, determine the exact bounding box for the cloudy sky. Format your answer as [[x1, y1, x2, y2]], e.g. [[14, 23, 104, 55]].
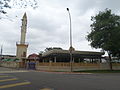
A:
[[0, 0, 120, 55]]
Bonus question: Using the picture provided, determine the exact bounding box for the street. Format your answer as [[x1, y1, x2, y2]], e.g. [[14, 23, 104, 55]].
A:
[[0, 67, 120, 90]]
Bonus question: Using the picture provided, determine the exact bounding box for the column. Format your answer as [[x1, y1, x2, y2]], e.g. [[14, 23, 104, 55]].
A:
[[54, 57, 56, 63]]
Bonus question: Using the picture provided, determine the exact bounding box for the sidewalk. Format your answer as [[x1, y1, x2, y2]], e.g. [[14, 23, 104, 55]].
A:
[[36, 70, 92, 74], [0, 67, 16, 71], [0, 67, 29, 73]]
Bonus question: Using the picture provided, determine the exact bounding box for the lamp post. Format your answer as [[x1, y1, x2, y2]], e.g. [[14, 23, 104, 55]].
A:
[[67, 8, 73, 72]]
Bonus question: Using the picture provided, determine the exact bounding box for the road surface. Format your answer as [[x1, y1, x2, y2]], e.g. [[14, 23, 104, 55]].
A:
[[0, 67, 120, 90]]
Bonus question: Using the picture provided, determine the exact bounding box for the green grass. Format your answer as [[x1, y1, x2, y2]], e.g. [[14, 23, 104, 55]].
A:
[[74, 70, 120, 73]]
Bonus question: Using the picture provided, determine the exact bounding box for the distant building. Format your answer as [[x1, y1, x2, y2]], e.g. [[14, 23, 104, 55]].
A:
[[0, 55, 16, 60], [28, 53, 39, 61]]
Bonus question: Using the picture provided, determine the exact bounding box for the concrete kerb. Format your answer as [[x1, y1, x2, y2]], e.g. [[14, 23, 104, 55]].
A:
[[36, 70, 92, 74]]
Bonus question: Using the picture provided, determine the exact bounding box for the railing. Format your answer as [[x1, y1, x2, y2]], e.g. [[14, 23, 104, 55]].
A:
[[16, 42, 29, 45]]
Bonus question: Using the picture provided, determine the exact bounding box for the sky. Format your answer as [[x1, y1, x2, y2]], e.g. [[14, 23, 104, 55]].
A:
[[0, 0, 120, 56]]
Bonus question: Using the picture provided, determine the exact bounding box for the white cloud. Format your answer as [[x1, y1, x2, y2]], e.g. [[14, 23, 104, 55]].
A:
[[0, 0, 120, 55]]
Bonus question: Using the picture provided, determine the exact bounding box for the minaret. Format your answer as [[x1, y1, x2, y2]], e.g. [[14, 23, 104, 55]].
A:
[[20, 13, 27, 44], [16, 13, 28, 59]]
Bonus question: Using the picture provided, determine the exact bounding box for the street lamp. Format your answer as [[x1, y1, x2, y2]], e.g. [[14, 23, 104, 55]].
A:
[[67, 8, 73, 72]]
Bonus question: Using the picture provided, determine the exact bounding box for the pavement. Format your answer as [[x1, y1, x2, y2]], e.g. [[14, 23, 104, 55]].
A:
[[0, 67, 29, 73], [36, 70, 92, 75], [0, 67, 120, 90]]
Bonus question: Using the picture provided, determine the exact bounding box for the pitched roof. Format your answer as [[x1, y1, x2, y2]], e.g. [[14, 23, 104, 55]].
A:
[[42, 49, 104, 57]]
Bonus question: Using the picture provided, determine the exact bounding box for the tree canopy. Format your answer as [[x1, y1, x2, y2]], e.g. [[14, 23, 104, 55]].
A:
[[0, 0, 38, 17], [87, 9, 120, 58]]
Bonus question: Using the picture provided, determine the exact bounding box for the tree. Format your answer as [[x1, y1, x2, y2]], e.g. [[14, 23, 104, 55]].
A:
[[87, 9, 120, 70], [0, 0, 38, 18], [0, 0, 11, 14], [38, 51, 43, 62], [45, 47, 53, 52]]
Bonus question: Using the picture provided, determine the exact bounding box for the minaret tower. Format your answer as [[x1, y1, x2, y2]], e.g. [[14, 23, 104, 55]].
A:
[[16, 13, 28, 59]]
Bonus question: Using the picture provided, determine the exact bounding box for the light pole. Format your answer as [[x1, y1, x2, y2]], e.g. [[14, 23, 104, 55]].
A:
[[67, 8, 73, 72]]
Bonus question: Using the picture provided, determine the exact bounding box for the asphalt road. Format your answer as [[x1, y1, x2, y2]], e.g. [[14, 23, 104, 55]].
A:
[[0, 67, 120, 90]]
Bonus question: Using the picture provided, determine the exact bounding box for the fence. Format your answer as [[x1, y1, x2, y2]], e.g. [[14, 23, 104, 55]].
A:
[[36, 62, 120, 71], [0, 61, 25, 68], [1, 61, 120, 71]]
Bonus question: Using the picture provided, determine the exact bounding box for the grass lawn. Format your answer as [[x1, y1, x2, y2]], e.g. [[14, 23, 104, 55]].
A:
[[74, 70, 120, 73]]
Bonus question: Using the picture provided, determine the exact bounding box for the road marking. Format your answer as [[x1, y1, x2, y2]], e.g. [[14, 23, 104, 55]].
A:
[[0, 78, 18, 82], [40, 88, 54, 90], [0, 81, 31, 89]]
